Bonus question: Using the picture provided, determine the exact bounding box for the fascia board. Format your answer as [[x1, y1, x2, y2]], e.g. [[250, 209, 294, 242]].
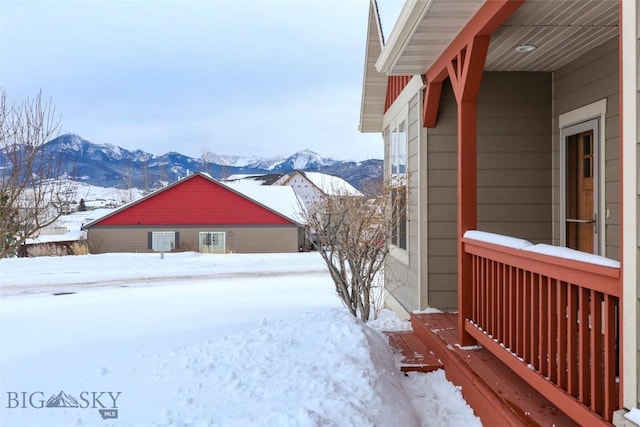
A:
[[375, 0, 433, 74], [360, 1, 386, 133]]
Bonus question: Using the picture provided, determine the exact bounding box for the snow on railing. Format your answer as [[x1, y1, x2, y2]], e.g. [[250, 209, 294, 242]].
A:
[[461, 230, 620, 425]]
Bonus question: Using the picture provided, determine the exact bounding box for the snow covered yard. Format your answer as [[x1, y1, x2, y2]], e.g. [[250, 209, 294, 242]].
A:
[[0, 252, 480, 426]]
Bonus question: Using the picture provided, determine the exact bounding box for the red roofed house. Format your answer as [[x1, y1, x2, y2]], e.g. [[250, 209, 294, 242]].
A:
[[82, 173, 305, 254]]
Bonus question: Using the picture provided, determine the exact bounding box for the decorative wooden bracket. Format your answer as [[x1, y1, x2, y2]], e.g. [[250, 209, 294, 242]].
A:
[[423, 81, 442, 128], [421, 0, 523, 128], [447, 36, 490, 104]]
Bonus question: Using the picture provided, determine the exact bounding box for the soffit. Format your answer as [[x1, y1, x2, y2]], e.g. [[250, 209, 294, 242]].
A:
[[384, 0, 619, 76], [486, 0, 619, 71], [380, 0, 485, 76]]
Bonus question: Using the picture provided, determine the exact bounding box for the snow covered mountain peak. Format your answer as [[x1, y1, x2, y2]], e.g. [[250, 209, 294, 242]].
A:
[[41, 134, 382, 191]]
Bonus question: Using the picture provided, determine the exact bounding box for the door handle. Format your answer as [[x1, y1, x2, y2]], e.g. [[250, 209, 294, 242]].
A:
[[565, 218, 594, 223]]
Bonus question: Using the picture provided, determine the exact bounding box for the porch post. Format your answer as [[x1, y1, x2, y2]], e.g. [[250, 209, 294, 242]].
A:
[[446, 35, 490, 346]]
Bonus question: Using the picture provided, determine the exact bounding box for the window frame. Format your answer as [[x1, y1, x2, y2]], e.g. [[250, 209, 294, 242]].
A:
[[148, 231, 177, 252], [385, 112, 408, 253]]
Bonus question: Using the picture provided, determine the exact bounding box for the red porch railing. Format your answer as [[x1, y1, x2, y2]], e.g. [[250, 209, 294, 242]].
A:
[[461, 233, 621, 425]]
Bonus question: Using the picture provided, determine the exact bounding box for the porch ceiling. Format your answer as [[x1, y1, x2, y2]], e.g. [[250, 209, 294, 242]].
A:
[[381, 0, 619, 75], [487, 0, 619, 71]]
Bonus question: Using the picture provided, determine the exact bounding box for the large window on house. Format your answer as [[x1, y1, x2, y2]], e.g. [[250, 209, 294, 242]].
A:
[[387, 119, 407, 250], [148, 231, 178, 252]]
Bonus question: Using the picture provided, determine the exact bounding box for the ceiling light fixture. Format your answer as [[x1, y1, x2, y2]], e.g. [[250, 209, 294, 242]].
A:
[[515, 44, 537, 53]]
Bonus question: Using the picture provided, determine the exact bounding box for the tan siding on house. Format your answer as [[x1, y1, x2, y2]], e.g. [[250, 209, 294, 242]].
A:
[[87, 226, 302, 254], [425, 73, 553, 310], [477, 73, 553, 244], [425, 81, 457, 310], [553, 37, 620, 259]]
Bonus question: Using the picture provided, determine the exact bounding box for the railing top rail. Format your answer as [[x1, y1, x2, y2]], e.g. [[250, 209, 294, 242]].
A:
[[462, 236, 621, 297]]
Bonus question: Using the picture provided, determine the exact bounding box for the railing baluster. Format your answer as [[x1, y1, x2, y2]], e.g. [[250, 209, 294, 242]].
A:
[[558, 281, 568, 390], [508, 265, 515, 351], [480, 257, 486, 329], [522, 271, 533, 363], [492, 260, 497, 337], [579, 286, 590, 404], [603, 294, 617, 421], [472, 255, 477, 320], [531, 273, 540, 370], [487, 260, 495, 336], [485, 258, 490, 331], [590, 290, 603, 415], [548, 278, 557, 382], [539, 275, 549, 378], [495, 261, 500, 339], [516, 268, 523, 356], [568, 283, 579, 397], [497, 261, 504, 342]]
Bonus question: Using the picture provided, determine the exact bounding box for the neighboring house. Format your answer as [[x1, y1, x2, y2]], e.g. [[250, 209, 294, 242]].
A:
[[82, 173, 305, 254], [274, 171, 362, 208], [360, 0, 638, 425], [20, 230, 86, 257], [223, 173, 286, 186]]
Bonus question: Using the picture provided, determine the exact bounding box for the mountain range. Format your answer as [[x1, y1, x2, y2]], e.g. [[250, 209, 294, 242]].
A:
[[45, 134, 383, 192]]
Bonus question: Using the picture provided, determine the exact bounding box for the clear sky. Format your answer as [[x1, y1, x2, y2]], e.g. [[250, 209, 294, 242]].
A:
[[0, 0, 387, 161]]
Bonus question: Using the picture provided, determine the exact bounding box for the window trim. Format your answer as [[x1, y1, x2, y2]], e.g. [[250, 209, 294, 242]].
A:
[[385, 108, 409, 257], [558, 99, 606, 255], [149, 231, 177, 252]]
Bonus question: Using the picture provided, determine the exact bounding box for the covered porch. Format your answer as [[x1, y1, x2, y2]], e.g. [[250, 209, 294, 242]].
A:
[[378, 0, 624, 424]]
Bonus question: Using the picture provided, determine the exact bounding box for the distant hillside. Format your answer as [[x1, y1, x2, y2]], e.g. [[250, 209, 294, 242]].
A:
[[43, 134, 383, 192]]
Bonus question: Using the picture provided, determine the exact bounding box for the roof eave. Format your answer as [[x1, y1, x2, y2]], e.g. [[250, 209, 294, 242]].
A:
[[359, 0, 387, 133], [374, 0, 433, 75]]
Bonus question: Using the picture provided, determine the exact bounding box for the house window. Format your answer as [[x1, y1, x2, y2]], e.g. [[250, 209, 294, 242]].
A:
[[386, 119, 407, 250], [148, 231, 178, 251], [199, 232, 225, 254]]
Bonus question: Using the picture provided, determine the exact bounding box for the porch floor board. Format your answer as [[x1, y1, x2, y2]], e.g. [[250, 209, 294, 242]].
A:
[[384, 331, 443, 372], [411, 313, 582, 427]]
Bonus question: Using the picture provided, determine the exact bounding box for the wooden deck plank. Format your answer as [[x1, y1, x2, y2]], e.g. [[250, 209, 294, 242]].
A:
[[385, 331, 443, 372], [412, 312, 581, 427]]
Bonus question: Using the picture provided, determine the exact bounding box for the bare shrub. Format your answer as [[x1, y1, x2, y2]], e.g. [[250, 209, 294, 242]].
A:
[[27, 243, 67, 257], [174, 241, 196, 252], [299, 181, 404, 322], [70, 240, 89, 255]]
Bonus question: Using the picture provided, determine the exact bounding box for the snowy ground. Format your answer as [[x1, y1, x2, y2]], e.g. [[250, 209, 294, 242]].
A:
[[0, 252, 481, 427]]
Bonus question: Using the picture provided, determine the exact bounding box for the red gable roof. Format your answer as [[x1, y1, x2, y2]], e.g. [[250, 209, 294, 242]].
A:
[[91, 174, 295, 227]]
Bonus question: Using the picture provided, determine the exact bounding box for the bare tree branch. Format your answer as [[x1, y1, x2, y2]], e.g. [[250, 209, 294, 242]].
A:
[[299, 181, 403, 321], [0, 90, 75, 258]]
